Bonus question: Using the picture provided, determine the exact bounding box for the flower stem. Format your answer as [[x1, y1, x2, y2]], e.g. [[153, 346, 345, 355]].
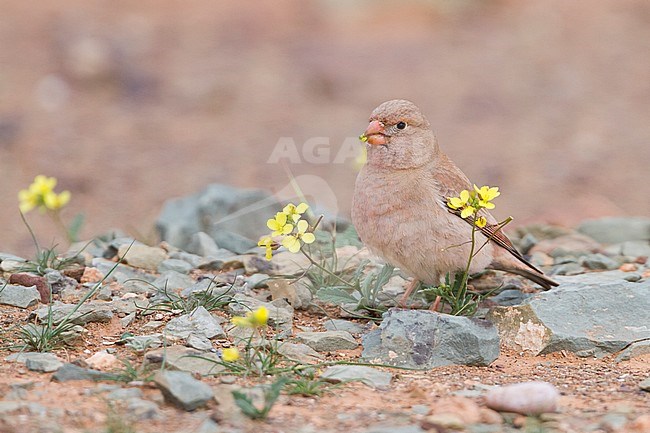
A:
[[300, 250, 355, 288]]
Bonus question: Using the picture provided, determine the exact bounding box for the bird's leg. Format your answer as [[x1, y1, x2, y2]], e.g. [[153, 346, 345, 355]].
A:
[[399, 279, 420, 308], [429, 295, 442, 312]]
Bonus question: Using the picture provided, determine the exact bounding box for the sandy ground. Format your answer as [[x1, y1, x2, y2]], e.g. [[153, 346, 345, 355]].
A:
[[1, 306, 648, 433]]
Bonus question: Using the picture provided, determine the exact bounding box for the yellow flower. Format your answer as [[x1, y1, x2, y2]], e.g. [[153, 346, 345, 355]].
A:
[[474, 185, 500, 209], [18, 189, 40, 213], [222, 347, 240, 362], [447, 190, 476, 219], [231, 306, 269, 328], [250, 306, 269, 327], [258, 236, 274, 260], [447, 190, 470, 210], [475, 216, 487, 228], [31, 175, 57, 195], [231, 316, 250, 327], [359, 134, 368, 143], [281, 220, 315, 253], [43, 190, 71, 210], [283, 202, 309, 223], [18, 175, 70, 213], [267, 212, 293, 236]]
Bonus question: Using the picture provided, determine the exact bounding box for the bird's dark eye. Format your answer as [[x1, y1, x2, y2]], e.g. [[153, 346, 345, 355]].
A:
[[396, 121, 407, 130]]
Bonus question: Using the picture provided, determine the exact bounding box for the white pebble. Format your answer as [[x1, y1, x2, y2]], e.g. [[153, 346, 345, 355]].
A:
[[485, 381, 559, 415]]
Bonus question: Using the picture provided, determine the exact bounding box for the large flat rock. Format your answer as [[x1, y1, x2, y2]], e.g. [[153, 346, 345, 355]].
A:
[[362, 309, 499, 369], [487, 271, 650, 357]]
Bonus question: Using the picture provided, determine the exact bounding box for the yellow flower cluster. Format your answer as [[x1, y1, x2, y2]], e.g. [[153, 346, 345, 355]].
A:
[[18, 175, 71, 214], [221, 347, 240, 362], [447, 185, 500, 228], [231, 306, 269, 328], [258, 202, 315, 260]]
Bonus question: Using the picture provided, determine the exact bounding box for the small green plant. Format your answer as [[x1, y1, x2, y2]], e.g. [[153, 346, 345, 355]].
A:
[[135, 277, 235, 315], [18, 246, 129, 352], [109, 358, 155, 383], [316, 263, 396, 318], [285, 370, 339, 397], [417, 185, 510, 316], [232, 377, 289, 420], [217, 306, 286, 377]]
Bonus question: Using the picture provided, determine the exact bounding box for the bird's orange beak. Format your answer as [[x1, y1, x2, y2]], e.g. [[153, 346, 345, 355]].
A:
[[360, 120, 387, 146]]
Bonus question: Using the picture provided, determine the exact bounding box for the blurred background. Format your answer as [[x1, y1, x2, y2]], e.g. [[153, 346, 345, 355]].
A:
[[1, 0, 649, 256]]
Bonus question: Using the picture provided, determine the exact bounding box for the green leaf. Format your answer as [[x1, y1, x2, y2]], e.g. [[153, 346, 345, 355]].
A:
[[67, 213, 85, 242], [316, 287, 358, 305]]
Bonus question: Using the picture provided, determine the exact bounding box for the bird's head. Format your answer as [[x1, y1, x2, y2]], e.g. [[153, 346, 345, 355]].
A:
[[360, 99, 438, 170]]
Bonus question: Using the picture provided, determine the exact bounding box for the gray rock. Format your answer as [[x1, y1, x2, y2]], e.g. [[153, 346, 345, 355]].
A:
[[616, 340, 650, 362], [0, 284, 41, 308], [579, 253, 619, 270], [246, 273, 270, 289], [490, 289, 533, 306], [44, 270, 78, 294], [117, 244, 167, 271], [362, 309, 499, 368], [91, 258, 157, 284], [120, 312, 136, 328], [32, 301, 113, 325], [153, 270, 194, 291], [186, 334, 213, 351], [156, 183, 280, 254], [164, 306, 225, 340], [0, 401, 24, 414], [296, 331, 358, 352], [577, 217, 650, 244], [487, 271, 650, 357], [550, 262, 584, 276], [323, 319, 368, 335], [277, 342, 324, 364], [106, 387, 144, 400], [208, 230, 255, 255], [193, 419, 222, 433], [144, 345, 224, 376], [154, 370, 214, 411], [228, 254, 274, 274], [321, 365, 392, 389], [126, 397, 160, 420], [124, 334, 164, 352], [267, 279, 312, 309], [624, 273, 643, 282], [0, 252, 27, 262], [169, 251, 204, 268], [640, 377, 650, 392], [158, 258, 194, 274], [186, 232, 221, 257], [24, 353, 63, 372], [228, 295, 294, 332], [52, 363, 118, 382], [0, 259, 27, 272], [619, 240, 650, 258]]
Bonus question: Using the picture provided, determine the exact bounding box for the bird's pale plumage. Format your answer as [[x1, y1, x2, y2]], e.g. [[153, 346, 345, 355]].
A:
[[352, 99, 558, 292]]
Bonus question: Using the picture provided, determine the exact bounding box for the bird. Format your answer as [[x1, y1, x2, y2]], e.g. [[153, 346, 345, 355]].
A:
[[351, 99, 558, 304]]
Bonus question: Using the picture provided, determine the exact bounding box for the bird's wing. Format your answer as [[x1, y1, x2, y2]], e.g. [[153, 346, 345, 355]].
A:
[[431, 153, 543, 274]]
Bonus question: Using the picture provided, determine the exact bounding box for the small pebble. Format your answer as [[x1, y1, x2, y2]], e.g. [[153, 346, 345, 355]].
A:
[[485, 381, 559, 415]]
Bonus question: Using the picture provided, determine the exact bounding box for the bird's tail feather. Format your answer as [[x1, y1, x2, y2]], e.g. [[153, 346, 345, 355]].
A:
[[489, 262, 559, 291]]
